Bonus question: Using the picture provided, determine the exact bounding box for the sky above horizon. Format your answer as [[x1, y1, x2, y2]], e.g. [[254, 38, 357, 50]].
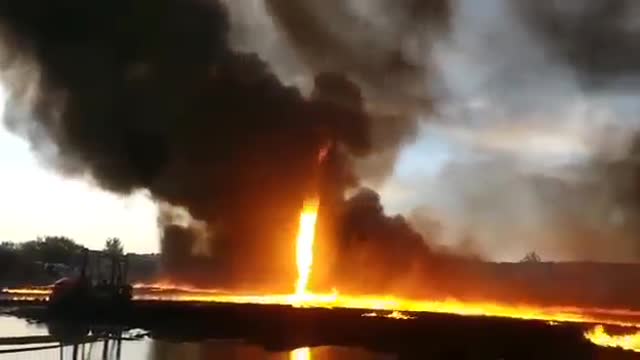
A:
[[0, 87, 160, 254]]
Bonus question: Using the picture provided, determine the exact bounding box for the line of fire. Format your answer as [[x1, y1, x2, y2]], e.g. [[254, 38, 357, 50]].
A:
[[2, 145, 640, 358]]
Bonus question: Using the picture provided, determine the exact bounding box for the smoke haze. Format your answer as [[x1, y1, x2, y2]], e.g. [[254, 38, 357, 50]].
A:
[[387, 0, 640, 262]]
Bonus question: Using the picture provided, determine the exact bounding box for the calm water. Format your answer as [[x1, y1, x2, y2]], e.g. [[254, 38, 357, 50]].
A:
[[0, 316, 395, 360]]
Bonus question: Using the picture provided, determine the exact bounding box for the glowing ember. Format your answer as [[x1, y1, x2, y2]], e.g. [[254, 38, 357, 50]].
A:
[[1, 287, 51, 296], [290, 347, 311, 360], [362, 311, 416, 320], [585, 325, 640, 353], [132, 282, 228, 295], [293, 197, 319, 299]]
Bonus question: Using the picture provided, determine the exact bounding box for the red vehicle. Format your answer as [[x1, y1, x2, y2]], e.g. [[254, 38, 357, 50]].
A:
[[48, 250, 132, 310]]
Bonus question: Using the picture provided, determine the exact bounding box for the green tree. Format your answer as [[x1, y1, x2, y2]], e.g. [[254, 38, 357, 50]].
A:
[[104, 237, 124, 256], [0, 242, 18, 272], [0, 241, 17, 251], [20, 236, 83, 264]]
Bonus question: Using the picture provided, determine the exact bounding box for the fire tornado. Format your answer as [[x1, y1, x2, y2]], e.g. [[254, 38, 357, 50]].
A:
[[294, 198, 319, 297]]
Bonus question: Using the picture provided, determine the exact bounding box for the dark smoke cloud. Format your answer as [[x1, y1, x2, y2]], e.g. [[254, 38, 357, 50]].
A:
[[0, 0, 378, 288], [512, 0, 640, 88], [264, 0, 451, 183], [0, 0, 451, 290], [327, 188, 436, 293], [264, 0, 449, 95]]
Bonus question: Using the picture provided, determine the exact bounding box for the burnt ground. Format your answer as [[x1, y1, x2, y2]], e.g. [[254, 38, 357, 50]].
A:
[[1, 300, 638, 359]]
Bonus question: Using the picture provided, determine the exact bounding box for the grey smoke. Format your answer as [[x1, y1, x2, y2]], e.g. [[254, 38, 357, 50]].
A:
[[391, 0, 640, 261], [223, 0, 451, 185]]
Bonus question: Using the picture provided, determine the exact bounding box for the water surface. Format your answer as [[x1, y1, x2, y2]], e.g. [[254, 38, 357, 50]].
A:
[[0, 316, 394, 360]]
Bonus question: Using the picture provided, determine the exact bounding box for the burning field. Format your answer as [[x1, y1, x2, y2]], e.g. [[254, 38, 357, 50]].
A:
[[3, 0, 640, 358], [5, 195, 640, 355]]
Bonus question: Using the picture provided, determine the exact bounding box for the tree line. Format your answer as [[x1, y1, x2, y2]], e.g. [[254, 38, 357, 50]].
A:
[[0, 236, 124, 265], [0, 236, 125, 286], [0, 236, 159, 287]]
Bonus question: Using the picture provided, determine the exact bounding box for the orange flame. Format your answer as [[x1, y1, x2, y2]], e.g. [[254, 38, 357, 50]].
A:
[[290, 347, 311, 360], [585, 325, 640, 353], [128, 288, 640, 327], [362, 311, 416, 320], [2, 288, 51, 296], [132, 282, 227, 295], [294, 198, 320, 298]]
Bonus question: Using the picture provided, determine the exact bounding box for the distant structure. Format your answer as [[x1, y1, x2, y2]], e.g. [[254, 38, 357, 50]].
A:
[[520, 251, 542, 263]]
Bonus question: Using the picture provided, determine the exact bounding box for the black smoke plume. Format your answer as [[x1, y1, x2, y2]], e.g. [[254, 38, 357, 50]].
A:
[[264, 0, 452, 184], [0, 0, 448, 290], [325, 188, 437, 294], [0, 0, 365, 288]]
